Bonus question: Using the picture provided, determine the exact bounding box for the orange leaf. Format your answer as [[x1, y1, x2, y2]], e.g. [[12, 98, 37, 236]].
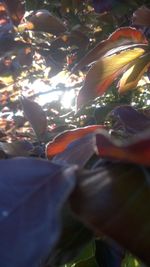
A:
[[95, 130, 150, 166], [46, 125, 105, 158], [77, 47, 145, 109]]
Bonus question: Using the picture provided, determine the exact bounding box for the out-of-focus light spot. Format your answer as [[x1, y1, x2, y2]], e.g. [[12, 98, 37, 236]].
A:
[[61, 89, 75, 109]]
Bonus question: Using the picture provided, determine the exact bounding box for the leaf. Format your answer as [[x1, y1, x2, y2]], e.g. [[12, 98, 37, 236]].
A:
[[5, 0, 25, 25], [18, 9, 67, 35], [21, 96, 47, 141], [108, 105, 150, 134], [0, 157, 76, 267], [74, 256, 98, 267], [77, 47, 145, 109], [0, 140, 33, 157], [46, 125, 104, 158], [44, 205, 93, 266], [95, 238, 125, 267], [72, 27, 147, 73], [70, 162, 150, 265], [53, 133, 96, 168], [0, 1, 13, 38], [119, 52, 150, 93], [132, 6, 150, 27], [95, 130, 150, 166]]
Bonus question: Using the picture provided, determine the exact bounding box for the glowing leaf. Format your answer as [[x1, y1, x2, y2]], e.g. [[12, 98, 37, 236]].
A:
[[46, 125, 104, 158], [77, 48, 145, 109], [73, 27, 147, 73], [119, 53, 150, 93]]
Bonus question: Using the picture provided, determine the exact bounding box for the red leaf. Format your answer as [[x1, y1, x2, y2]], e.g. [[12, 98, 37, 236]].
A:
[[95, 130, 150, 166], [46, 125, 105, 158]]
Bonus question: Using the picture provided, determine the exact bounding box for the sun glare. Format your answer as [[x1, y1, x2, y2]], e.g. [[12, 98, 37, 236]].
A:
[[21, 70, 80, 109]]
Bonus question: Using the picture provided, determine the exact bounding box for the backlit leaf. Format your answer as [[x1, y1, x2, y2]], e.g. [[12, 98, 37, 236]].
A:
[[21, 96, 47, 141], [119, 52, 150, 93], [73, 27, 147, 73], [46, 125, 104, 159], [95, 130, 150, 166], [77, 48, 145, 109], [70, 163, 150, 265], [0, 157, 76, 267]]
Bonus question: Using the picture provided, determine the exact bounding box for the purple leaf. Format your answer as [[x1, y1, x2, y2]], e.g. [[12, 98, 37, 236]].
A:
[[109, 105, 150, 134], [21, 96, 47, 141], [0, 157, 76, 267], [53, 133, 96, 168], [70, 163, 150, 265]]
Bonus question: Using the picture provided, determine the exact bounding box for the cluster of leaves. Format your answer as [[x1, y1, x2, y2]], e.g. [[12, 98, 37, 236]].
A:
[[1, 0, 150, 267]]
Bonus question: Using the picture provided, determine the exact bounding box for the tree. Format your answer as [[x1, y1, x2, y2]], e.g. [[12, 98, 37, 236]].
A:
[[0, 1, 150, 267]]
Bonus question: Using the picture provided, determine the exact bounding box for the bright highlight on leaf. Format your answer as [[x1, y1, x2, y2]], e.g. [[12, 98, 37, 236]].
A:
[[77, 47, 145, 108], [73, 27, 147, 73], [119, 53, 150, 93], [46, 125, 105, 158]]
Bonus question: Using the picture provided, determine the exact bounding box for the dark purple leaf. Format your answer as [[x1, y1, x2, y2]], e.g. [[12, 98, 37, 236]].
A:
[[19, 9, 67, 35], [0, 1, 13, 38], [53, 133, 96, 168], [0, 157, 76, 267], [0, 140, 33, 157], [70, 163, 150, 265], [93, 0, 118, 13], [132, 6, 150, 27], [109, 105, 150, 134], [21, 96, 47, 141]]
